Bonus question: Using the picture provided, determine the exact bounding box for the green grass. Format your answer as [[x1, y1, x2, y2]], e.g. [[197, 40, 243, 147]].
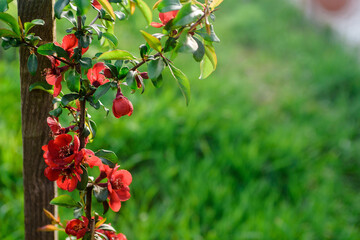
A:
[[2, 0, 360, 239]]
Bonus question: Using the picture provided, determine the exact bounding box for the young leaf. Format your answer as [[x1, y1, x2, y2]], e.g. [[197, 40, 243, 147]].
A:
[[93, 82, 111, 102], [55, 0, 70, 19], [24, 19, 45, 35], [50, 195, 80, 208], [98, 50, 136, 60], [27, 54, 38, 76], [204, 44, 217, 70], [172, 3, 203, 27], [157, 0, 182, 13], [199, 54, 213, 79], [61, 93, 80, 106], [168, 63, 190, 105], [89, 119, 97, 138], [140, 30, 162, 52], [65, 69, 81, 92], [209, 0, 223, 9], [102, 32, 118, 48], [97, 0, 116, 19], [29, 81, 53, 94], [148, 58, 165, 80], [0, 12, 20, 36], [135, 0, 152, 25]]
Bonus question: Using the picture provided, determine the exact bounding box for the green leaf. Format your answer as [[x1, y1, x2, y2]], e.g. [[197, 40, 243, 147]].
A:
[[0, 13, 20, 36], [199, 44, 217, 79], [151, 74, 163, 88], [61, 93, 80, 106], [95, 149, 118, 168], [125, 70, 136, 90], [65, 69, 81, 92], [135, 0, 152, 25], [37, 43, 69, 58], [98, 50, 136, 60], [139, 44, 148, 58], [50, 195, 80, 208], [24, 19, 45, 35], [172, 3, 202, 26], [168, 63, 190, 105], [177, 33, 198, 53], [148, 58, 165, 80], [140, 30, 162, 52], [89, 119, 97, 138], [74, 0, 91, 15], [195, 25, 220, 43], [55, 0, 70, 19], [27, 54, 38, 76], [93, 82, 111, 102], [192, 36, 205, 62], [0, 28, 17, 37], [29, 81, 53, 94], [49, 107, 62, 117], [102, 32, 118, 48], [157, 0, 182, 13], [73, 207, 83, 219], [37, 43, 56, 56], [93, 185, 108, 202], [0, 0, 8, 13], [199, 54, 213, 79], [76, 165, 88, 190], [97, 0, 116, 19], [80, 57, 92, 69]]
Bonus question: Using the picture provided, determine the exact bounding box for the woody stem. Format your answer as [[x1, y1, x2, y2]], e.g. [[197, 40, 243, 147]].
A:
[[76, 14, 95, 239]]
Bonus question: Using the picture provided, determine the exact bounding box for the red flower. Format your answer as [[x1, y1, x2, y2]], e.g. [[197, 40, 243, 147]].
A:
[[43, 134, 103, 191], [97, 229, 127, 240], [56, 34, 88, 58], [100, 164, 132, 212], [87, 62, 110, 87], [112, 89, 133, 119], [65, 217, 89, 239], [151, 10, 179, 28], [47, 117, 68, 135], [43, 134, 80, 167], [45, 56, 67, 97]]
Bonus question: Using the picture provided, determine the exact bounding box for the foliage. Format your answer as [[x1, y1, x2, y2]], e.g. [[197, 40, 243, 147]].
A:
[[2, 0, 360, 239], [0, 0, 222, 239]]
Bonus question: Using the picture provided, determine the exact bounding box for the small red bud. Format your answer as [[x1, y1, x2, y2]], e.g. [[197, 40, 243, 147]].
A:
[[112, 93, 133, 118], [140, 72, 149, 79], [103, 68, 113, 78]]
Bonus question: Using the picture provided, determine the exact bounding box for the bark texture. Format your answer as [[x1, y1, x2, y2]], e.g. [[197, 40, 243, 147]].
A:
[[18, 1, 57, 240]]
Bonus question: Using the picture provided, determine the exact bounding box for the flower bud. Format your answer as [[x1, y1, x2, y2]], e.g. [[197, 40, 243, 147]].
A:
[[112, 91, 133, 118]]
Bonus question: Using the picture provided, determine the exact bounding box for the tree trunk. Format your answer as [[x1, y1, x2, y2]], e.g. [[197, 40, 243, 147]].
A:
[[18, 1, 57, 240]]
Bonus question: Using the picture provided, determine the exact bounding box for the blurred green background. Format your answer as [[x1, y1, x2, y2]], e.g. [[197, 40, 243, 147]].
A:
[[2, 0, 360, 239]]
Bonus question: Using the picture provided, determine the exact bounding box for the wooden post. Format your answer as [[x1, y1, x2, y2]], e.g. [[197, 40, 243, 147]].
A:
[[18, 1, 57, 239]]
